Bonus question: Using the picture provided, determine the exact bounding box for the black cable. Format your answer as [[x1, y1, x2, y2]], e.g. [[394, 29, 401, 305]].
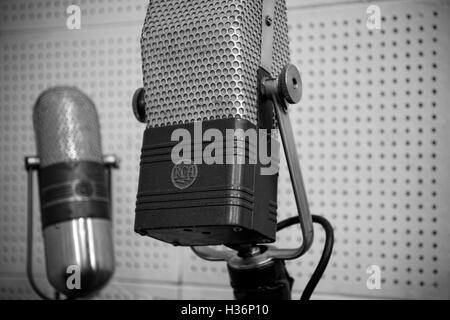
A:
[[277, 214, 334, 300], [26, 169, 60, 300]]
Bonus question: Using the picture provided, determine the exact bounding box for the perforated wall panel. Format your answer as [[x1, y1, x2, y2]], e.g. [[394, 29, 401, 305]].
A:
[[1, 0, 449, 300], [283, 0, 450, 299]]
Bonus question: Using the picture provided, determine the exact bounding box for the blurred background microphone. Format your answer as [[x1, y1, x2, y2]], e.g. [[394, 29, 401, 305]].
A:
[[25, 86, 118, 299]]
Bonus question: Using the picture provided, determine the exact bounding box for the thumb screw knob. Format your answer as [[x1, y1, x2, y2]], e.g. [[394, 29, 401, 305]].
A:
[[278, 64, 302, 104]]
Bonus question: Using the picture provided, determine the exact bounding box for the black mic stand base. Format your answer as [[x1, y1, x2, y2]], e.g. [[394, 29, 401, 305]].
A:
[[228, 253, 294, 300], [23, 155, 119, 300]]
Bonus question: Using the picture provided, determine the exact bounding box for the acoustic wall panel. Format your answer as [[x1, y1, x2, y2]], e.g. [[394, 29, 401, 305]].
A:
[[0, 277, 53, 300]]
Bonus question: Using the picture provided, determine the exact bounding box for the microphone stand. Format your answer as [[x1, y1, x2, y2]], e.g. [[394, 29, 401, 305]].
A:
[[23, 155, 119, 300]]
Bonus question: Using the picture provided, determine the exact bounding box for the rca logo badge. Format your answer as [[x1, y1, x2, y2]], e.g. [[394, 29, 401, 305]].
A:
[[171, 161, 198, 190], [66, 265, 81, 290]]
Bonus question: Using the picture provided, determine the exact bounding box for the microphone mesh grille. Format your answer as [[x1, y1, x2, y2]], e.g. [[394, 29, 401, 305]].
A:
[[272, 0, 290, 77], [141, 0, 290, 128], [33, 86, 103, 167]]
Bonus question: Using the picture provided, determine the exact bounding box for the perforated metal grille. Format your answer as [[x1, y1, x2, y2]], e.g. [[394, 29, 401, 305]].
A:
[[272, 0, 290, 76], [141, 0, 290, 128], [33, 86, 103, 167], [141, 0, 261, 127]]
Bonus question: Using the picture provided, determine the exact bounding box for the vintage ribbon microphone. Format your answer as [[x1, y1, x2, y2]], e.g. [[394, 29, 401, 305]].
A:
[[25, 87, 119, 299], [132, 0, 333, 300]]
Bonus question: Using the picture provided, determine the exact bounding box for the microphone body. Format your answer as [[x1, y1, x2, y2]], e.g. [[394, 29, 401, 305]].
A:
[[133, 0, 326, 301], [33, 87, 114, 298], [135, 0, 290, 246]]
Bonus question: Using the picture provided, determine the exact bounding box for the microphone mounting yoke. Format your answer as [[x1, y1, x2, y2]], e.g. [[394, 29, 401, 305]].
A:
[[192, 63, 314, 266]]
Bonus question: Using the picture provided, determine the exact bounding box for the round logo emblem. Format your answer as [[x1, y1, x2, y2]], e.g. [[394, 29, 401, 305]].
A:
[[171, 161, 198, 190], [74, 181, 94, 197]]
